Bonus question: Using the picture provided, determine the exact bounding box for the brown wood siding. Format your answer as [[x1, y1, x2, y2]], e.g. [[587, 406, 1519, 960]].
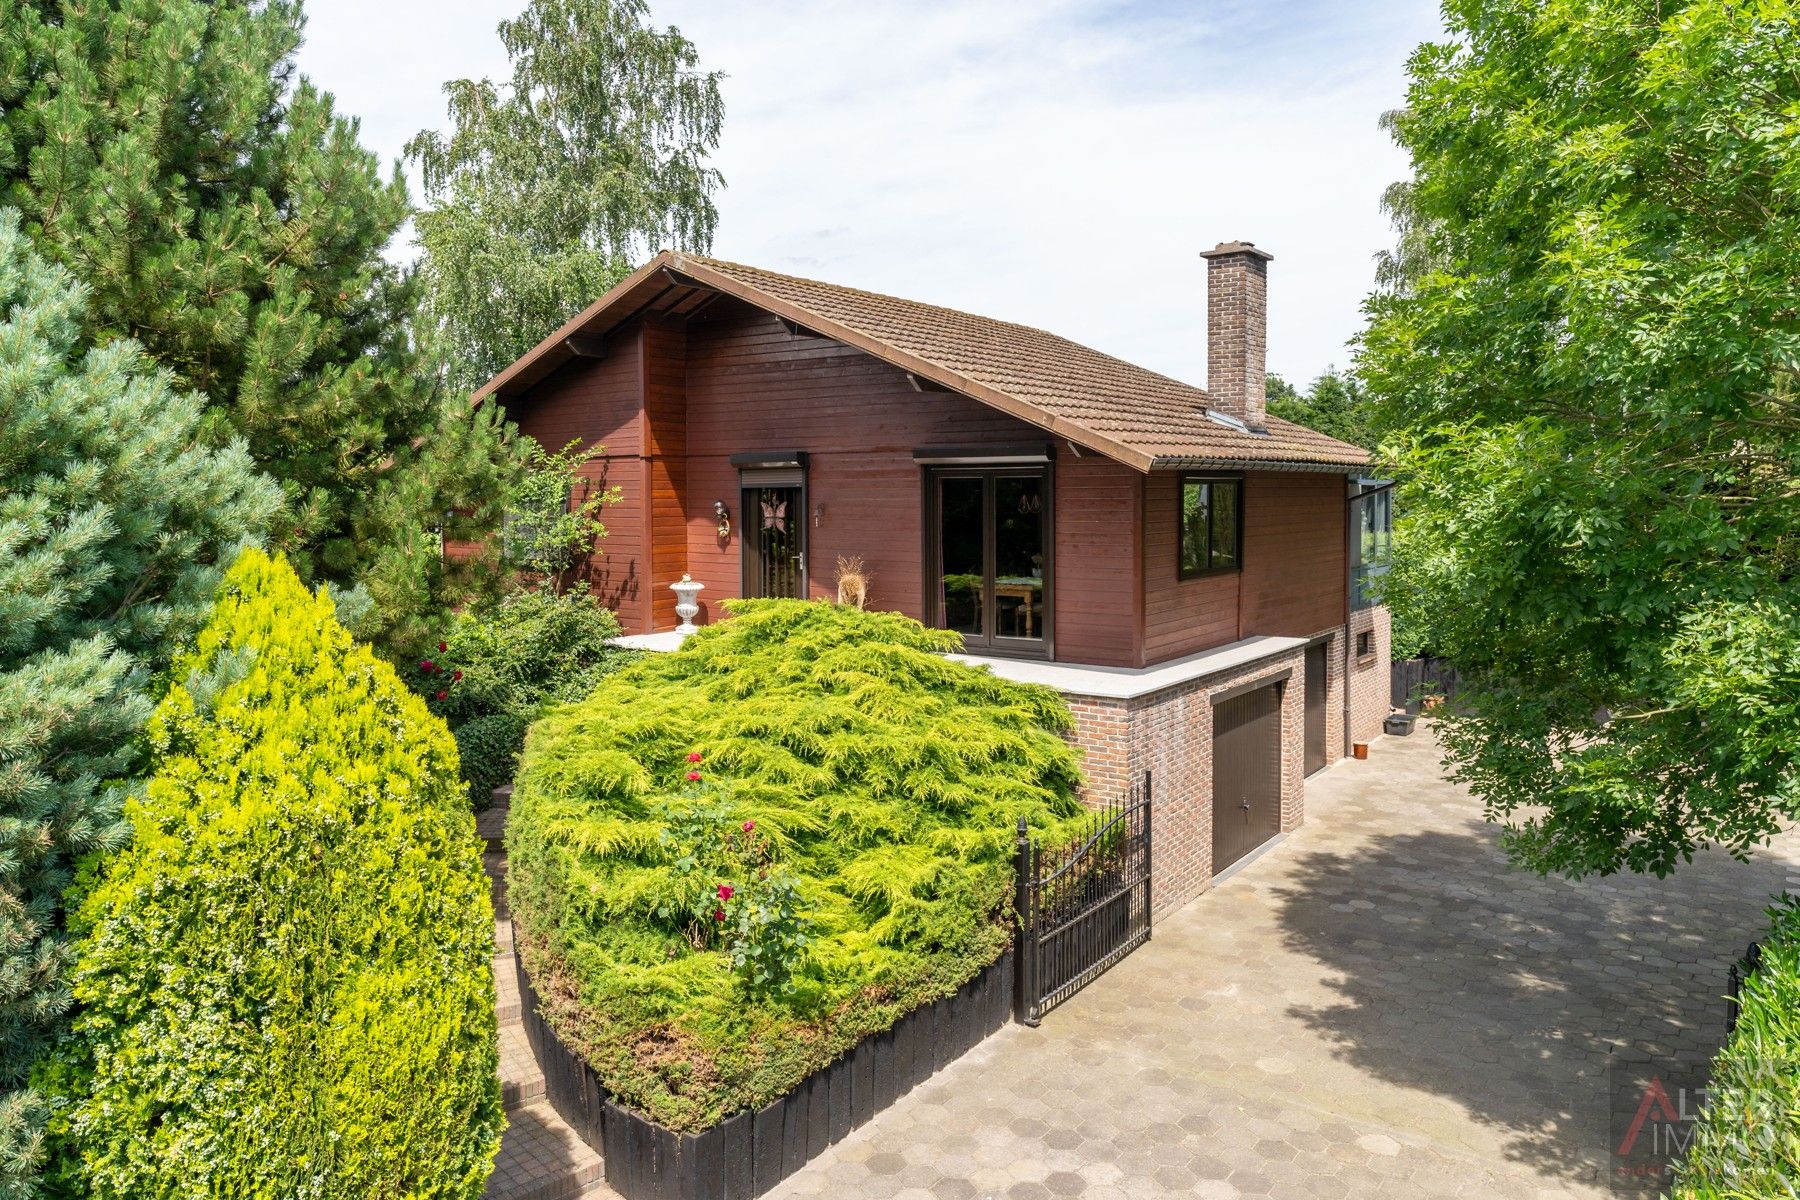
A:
[[1141, 469, 1346, 665], [678, 302, 1138, 663], [501, 335, 647, 628], [495, 299, 1346, 669], [1142, 471, 1240, 662], [1240, 471, 1345, 638], [642, 318, 688, 631], [1052, 455, 1139, 667]]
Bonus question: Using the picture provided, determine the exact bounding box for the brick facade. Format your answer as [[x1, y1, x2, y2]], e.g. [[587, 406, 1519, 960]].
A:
[[1063, 643, 1308, 916], [1059, 608, 1392, 919], [1347, 605, 1393, 748]]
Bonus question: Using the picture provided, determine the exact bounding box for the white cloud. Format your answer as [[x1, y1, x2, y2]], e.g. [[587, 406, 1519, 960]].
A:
[[295, 0, 1442, 386]]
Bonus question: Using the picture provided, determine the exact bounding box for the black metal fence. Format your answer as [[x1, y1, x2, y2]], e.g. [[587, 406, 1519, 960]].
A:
[[1014, 772, 1152, 1025], [1727, 940, 1764, 1035]]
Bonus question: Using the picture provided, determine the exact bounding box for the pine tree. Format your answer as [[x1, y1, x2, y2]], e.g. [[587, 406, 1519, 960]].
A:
[[0, 209, 279, 1196], [408, 0, 725, 394], [0, 0, 516, 651]]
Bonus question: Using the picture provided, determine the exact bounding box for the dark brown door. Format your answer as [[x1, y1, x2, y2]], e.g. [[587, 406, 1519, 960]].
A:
[[743, 485, 804, 598], [1304, 642, 1328, 776], [1212, 682, 1283, 874]]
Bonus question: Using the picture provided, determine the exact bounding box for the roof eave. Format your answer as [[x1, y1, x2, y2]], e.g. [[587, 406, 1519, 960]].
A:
[[1148, 455, 1371, 473], [469, 251, 680, 407]]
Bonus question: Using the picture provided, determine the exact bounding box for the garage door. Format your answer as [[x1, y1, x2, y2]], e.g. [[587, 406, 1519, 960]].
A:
[[1212, 681, 1283, 874]]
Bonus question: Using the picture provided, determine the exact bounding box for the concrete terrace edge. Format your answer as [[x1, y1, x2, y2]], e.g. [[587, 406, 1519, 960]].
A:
[[609, 629, 1309, 704]]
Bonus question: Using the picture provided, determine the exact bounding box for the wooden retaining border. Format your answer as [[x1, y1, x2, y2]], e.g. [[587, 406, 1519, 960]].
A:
[[513, 944, 1015, 1200]]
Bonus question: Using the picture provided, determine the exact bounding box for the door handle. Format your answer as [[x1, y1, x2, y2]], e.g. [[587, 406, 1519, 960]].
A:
[[1240, 802, 1251, 811]]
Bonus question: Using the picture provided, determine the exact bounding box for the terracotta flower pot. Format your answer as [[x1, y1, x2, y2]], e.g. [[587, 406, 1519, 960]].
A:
[[1352, 742, 1369, 760]]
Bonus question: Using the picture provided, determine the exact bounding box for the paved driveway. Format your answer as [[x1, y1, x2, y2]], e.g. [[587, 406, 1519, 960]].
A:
[[772, 724, 1800, 1200]]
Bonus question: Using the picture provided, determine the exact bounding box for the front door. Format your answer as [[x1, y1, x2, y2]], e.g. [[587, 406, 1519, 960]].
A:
[[1212, 681, 1283, 874], [929, 468, 1050, 654], [743, 485, 804, 598], [1304, 642, 1328, 776]]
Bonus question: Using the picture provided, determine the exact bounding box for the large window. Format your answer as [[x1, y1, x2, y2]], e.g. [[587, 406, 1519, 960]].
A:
[[1178, 475, 1242, 578], [1350, 478, 1393, 610], [926, 466, 1050, 656]]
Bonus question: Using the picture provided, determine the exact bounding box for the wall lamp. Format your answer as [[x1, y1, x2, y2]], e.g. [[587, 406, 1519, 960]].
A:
[[713, 500, 731, 539]]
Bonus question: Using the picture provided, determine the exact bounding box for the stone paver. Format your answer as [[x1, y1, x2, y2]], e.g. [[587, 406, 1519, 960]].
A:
[[773, 723, 1800, 1198]]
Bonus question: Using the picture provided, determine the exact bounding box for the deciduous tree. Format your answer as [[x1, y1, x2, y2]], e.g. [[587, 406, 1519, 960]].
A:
[[1360, 0, 1800, 877], [408, 0, 725, 395]]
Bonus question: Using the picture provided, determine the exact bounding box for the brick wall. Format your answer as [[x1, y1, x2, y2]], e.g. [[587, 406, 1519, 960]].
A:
[[1347, 605, 1392, 747], [1320, 627, 1347, 769], [1061, 643, 1307, 918]]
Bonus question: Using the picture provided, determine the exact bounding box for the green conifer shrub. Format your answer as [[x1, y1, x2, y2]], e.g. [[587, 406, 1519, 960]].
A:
[[0, 209, 279, 1196], [38, 549, 502, 1199], [0, 0, 520, 653], [508, 599, 1085, 1131]]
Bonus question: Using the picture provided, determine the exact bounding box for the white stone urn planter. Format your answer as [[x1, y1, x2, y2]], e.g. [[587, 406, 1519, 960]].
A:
[[670, 574, 703, 633]]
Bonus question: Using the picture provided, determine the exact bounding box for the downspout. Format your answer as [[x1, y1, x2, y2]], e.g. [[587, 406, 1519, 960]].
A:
[[1342, 474, 1354, 759]]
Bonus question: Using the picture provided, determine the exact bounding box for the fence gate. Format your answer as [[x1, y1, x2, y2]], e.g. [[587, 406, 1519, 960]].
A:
[[1014, 772, 1152, 1025]]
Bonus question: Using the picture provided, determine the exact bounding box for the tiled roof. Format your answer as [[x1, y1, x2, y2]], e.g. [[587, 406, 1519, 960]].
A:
[[475, 250, 1371, 473]]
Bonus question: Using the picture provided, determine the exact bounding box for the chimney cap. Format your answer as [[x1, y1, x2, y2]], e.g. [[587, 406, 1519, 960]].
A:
[[1199, 240, 1274, 262]]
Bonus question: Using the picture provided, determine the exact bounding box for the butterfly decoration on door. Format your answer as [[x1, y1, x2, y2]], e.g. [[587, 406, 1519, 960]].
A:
[[761, 495, 788, 534]]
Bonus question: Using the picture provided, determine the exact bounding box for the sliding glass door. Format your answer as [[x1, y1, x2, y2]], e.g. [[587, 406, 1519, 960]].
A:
[[928, 467, 1051, 655]]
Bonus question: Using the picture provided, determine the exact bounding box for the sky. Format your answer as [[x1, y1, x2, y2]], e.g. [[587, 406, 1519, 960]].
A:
[[294, 0, 1444, 388]]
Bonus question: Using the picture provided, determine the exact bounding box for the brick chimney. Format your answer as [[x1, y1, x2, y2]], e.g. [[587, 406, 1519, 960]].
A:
[[1199, 240, 1274, 432]]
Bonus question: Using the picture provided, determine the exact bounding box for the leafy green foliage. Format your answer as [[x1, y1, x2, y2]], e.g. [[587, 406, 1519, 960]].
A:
[[1675, 897, 1800, 1196], [0, 0, 520, 653], [504, 439, 623, 582], [0, 209, 279, 1195], [508, 600, 1084, 1130], [1359, 0, 1800, 876], [38, 549, 502, 1199], [425, 584, 627, 725], [418, 584, 627, 804], [408, 0, 725, 394], [1266, 369, 1377, 451], [455, 713, 531, 809]]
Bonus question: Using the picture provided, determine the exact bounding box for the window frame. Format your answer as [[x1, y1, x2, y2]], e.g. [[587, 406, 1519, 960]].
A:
[[1349, 477, 1394, 611], [1176, 472, 1245, 581], [920, 463, 1054, 660]]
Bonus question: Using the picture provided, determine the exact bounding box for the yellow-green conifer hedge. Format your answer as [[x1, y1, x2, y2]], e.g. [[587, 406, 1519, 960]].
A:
[[40, 549, 503, 1198]]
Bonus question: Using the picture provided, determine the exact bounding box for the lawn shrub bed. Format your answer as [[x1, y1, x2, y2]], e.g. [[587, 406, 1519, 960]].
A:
[[508, 600, 1085, 1131], [40, 549, 503, 1198], [1675, 896, 1800, 1196]]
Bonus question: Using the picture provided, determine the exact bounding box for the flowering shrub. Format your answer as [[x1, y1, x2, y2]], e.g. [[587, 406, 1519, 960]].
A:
[[652, 761, 814, 995], [508, 599, 1085, 1130]]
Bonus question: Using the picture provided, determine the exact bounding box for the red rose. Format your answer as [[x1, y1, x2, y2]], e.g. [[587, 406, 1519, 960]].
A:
[[452, 670, 463, 681], [712, 909, 725, 922], [687, 751, 703, 763], [438, 641, 447, 653], [435, 689, 448, 701], [686, 771, 701, 782], [718, 884, 734, 901], [743, 820, 755, 833]]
